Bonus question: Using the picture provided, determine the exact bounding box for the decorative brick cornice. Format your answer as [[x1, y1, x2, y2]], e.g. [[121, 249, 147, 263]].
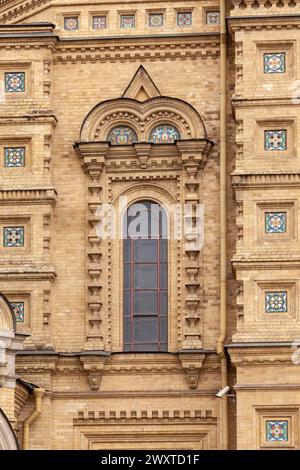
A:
[[74, 409, 216, 424], [177, 139, 212, 171], [16, 355, 57, 374], [0, 188, 57, 207], [232, 256, 300, 270], [232, 172, 300, 189], [0, 113, 57, 127], [0, 28, 220, 62], [54, 36, 220, 64], [50, 389, 218, 398], [228, 346, 295, 366], [105, 354, 182, 374], [0, 0, 51, 24], [16, 351, 219, 375], [0, 262, 56, 281], [228, 13, 300, 33], [0, 22, 55, 33], [232, 98, 300, 108], [234, 383, 300, 390], [74, 142, 108, 177], [75, 139, 211, 174]]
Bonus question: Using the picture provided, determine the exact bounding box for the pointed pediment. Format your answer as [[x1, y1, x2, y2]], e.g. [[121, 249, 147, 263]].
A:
[[122, 66, 161, 101]]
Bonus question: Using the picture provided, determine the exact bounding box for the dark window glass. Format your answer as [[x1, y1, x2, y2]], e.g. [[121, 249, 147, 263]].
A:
[[134, 318, 158, 343], [134, 264, 157, 289], [124, 291, 131, 317], [124, 317, 131, 343], [134, 239, 157, 262], [160, 264, 167, 289], [123, 200, 168, 351], [160, 291, 168, 316], [124, 264, 131, 289], [160, 239, 167, 261], [124, 239, 131, 262], [134, 291, 158, 315]]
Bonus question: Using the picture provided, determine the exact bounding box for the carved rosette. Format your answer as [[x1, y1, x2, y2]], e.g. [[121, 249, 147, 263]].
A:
[[75, 142, 109, 350], [177, 140, 211, 350]]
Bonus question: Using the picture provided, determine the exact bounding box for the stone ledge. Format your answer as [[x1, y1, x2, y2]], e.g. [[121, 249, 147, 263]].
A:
[[0, 187, 57, 206]]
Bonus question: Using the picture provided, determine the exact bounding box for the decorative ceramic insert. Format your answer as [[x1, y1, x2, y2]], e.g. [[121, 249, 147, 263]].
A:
[[3, 226, 24, 247], [5, 72, 25, 92], [264, 130, 287, 151], [266, 420, 288, 441], [149, 125, 181, 143], [10, 301, 25, 322], [264, 53, 286, 74], [265, 212, 286, 233], [120, 15, 135, 28], [149, 13, 163, 27], [4, 147, 25, 167], [265, 291, 287, 313], [206, 12, 220, 25], [177, 12, 192, 26], [64, 17, 79, 30], [92, 16, 106, 29], [107, 126, 138, 145]]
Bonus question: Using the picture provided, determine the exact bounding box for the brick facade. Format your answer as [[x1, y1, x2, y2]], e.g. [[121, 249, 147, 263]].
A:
[[0, 0, 299, 450]]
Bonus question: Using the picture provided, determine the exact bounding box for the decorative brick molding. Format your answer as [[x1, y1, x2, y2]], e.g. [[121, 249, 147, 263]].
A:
[[230, 0, 300, 18], [228, 346, 296, 366], [76, 79, 212, 352], [0, 0, 51, 24], [0, 263, 56, 280], [232, 172, 300, 189], [79, 96, 207, 142], [74, 408, 216, 423], [0, 188, 57, 207], [228, 14, 300, 32], [53, 37, 220, 65], [73, 407, 217, 449]]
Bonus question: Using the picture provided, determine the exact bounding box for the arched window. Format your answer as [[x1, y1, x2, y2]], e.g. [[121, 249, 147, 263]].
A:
[[149, 124, 180, 144], [123, 201, 168, 352], [107, 125, 138, 145]]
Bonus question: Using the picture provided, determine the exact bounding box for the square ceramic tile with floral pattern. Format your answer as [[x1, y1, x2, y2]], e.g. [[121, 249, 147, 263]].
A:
[[120, 15, 135, 28], [177, 12, 192, 26], [5, 72, 25, 92]]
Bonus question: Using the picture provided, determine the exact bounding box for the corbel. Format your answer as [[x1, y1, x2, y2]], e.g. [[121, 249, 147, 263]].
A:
[[80, 354, 109, 391], [134, 143, 151, 168], [179, 352, 205, 389], [74, 141, 109, 176]]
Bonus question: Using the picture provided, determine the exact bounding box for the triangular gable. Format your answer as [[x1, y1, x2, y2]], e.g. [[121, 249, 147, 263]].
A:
[[0, 0, 52, 24], [122, 66, 161, 101]]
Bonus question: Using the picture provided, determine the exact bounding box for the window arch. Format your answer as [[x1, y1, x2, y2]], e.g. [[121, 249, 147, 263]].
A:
[[149, 124, 181, 144], [123, 200, 168, 352], [107, 125, 138, 145]]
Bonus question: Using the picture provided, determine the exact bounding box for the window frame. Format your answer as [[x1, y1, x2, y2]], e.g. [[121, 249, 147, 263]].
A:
[[123, 200, 168, 352]]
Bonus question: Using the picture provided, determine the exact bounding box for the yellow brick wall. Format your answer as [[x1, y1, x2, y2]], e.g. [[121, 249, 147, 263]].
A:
[[1, 0, 299, 451], [229, 9, 300, 450]]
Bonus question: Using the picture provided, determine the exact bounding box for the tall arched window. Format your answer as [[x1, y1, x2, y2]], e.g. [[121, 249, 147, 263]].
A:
[[123, 200, 168, 352]]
